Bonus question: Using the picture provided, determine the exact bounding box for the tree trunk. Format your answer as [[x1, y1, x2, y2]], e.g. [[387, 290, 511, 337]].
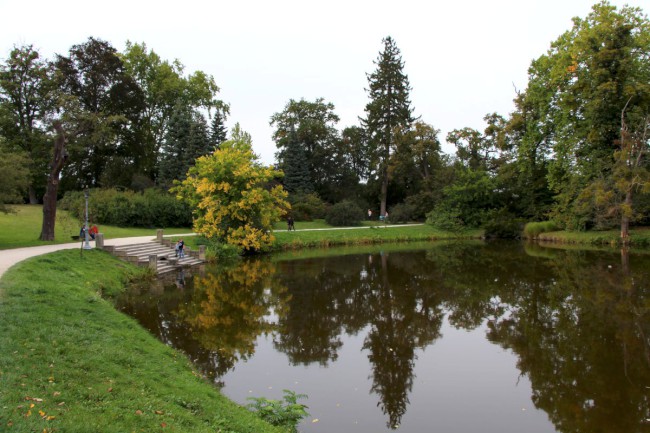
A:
[[39, 122, 67, 241], [620, 190, 632, 245], [28, 185, 38, 204], [380, 165, 388, 217]]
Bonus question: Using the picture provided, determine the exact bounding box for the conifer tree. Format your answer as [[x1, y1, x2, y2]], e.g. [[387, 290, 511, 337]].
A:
[[210, 108, 228, 148], [361, 36, 415, 216], [282, 128, 314, 194]]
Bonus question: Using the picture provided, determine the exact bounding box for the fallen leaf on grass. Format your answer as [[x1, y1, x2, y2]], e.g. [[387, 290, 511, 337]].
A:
[[135, 410, 143, 415], [155, 410, 164, 415], [25, 396, 43, 402]]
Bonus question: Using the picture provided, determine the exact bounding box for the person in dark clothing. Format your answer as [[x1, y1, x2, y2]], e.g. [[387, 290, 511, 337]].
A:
[[287, 216, 295, 231]]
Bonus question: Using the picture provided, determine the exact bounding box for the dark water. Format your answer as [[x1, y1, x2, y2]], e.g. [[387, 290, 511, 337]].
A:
[[116, 241, 650, 433]]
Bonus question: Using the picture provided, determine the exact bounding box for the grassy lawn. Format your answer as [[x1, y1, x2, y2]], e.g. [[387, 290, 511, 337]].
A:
[[0, 205, 193, 250], [536, 227, 650, 246], [0, 249, 284, 433], [272, 224, 482, 250]]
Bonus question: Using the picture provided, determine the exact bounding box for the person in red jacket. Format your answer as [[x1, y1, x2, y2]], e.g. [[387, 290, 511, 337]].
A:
[[89, 224, 99, 240]]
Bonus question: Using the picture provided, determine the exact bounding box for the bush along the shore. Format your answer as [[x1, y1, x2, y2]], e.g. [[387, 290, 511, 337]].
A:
[[523, 221, 560, 238]]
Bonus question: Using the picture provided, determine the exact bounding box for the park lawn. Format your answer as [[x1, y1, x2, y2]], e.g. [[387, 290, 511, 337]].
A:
[[536, 227, 650, 246], [272, 224, 483, 250], [0, 205, 193, 250], [0, 249, 284, 433]]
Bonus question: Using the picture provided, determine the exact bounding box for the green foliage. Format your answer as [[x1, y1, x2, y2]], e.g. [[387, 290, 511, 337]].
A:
[[60, 188, 192, 228], [362, 36, 415, 214], [288, 192, 327, 221], [388, 202, 417, 223], [523, 221, 560, 238], [0, 151, 30, 212], [526, 3, 650, 228], [282, 128, 314, 194], [426, 204, 466, 233], [247, 390, 309, 432], [0, 44, 54, 203], [271, 98, 360, 203], [189, 235, 240, 262], [158, 104, 213, 188], [325, 200, 364, 226], [482, 209, 524, 239], [173, 125, 289, 253], [432, 168, 499, 229]]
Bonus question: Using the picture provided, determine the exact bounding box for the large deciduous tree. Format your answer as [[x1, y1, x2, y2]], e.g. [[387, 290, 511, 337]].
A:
[[524, 2, 650, 230], [362, 36, 415, 217], [120, 41, 227, 180], [54, 37, 145, 191], [0, 44, 55, 203], [270, 98, 343, 201], [173, 124, 289, 253]]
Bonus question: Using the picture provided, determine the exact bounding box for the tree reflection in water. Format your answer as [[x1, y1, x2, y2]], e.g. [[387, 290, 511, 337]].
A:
[[116, 241, 650, 432]]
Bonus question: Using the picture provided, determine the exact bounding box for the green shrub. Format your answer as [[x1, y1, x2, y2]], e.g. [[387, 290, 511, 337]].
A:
[[325, 200, 364, 226], [483, 209, 524, 239], [247, 390, 309, 433], [192, 235, 240, 261], [388, 202, 417, 223], [60, 188, 192, 228], [288, 192, 327, 221], [426, 204, 465, 232], [523, 221, 559, 238]]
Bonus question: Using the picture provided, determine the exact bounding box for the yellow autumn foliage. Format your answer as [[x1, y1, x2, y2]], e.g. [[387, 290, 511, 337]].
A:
[[172, 125, 289, 252]]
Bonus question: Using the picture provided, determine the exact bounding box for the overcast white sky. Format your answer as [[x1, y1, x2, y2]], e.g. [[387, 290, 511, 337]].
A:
[[1, 0, 647, 164]]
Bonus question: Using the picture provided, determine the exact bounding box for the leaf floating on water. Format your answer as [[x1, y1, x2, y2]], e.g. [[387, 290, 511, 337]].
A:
[[312, 419, 319, 423]]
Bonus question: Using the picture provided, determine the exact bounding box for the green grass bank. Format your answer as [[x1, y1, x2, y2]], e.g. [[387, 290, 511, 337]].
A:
[[0, 249, 284, 433], [271, 224, 483, 250], [0, 205, 193, 250], [533, 227, 650, 246]]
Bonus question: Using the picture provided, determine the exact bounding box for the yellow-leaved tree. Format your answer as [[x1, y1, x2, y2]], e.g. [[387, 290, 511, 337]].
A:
[[173, 124, 289, 253]]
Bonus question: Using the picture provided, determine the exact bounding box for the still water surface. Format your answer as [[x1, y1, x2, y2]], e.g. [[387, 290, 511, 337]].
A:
[[116, 241, 650, 433]]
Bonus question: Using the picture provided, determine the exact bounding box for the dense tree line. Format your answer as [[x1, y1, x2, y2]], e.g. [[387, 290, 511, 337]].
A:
[[0, 38, 227, 200], [1, 1, 648, 242], [271, 2, 650, 240]]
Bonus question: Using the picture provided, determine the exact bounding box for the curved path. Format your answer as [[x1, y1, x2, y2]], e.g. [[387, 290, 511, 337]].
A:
[[0, 235, 158, 278], [0, 224, 424, 278]]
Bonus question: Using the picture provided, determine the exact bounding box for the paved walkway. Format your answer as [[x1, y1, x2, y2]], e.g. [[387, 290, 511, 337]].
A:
[[0, 224, 424, 278], [0, 235, 158, 278]]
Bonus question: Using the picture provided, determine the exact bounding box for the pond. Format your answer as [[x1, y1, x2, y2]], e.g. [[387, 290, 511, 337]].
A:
[[115, 241, 650, 433]]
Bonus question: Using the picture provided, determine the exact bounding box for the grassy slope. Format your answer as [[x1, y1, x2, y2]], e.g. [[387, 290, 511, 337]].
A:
[[0, 250, 284, 433], [0, 205, 193, 250]]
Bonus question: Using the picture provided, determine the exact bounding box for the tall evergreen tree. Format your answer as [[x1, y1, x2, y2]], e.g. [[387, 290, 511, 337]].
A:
[[282, 128, 313, 194], [159, 106, 213, 187], [210, 108, 228, 148], [361, 36, 415, 216]]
